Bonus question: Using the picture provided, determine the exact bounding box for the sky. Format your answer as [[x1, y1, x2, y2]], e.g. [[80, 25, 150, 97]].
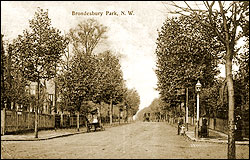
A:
[[1, 1, 231, 113], [1, 1, 171, 112]]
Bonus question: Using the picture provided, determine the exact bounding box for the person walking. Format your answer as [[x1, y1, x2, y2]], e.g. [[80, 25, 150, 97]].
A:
[[178, 118, 184, 135]]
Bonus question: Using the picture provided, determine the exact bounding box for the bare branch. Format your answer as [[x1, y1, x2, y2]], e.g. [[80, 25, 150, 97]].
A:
[[161, 1, 172, 13], [204, 1, 226, 44], [184, 1, 193, 11], [218, 1, 230, 43], [194, 1, 201, 10], [166, 1, 226, 44], [230, 2, 238, 47], [203, 1, 209, 10], [210, 1, 215, 9]]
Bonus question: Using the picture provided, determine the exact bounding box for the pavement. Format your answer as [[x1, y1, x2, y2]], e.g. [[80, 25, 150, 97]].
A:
[[183, 124, 249, 145], [1, 122, 126, 141], [1, 127, 88, 141]]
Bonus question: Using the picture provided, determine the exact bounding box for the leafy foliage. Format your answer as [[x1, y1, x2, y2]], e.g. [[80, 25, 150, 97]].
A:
[[96, 51, 125, 105], [155, 15, 221, 115], [0, 7, 67, 116], [234, 34, 249, 115], [1, 35, 6, 109], [58, 20, 129, 116], [1, 40, 31, 110], [14, 8, 67, 82], [123, 88, 140, 116]]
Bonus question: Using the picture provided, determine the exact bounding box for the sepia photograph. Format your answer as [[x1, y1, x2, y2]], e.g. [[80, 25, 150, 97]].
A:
[[1, 1, 249, 159]]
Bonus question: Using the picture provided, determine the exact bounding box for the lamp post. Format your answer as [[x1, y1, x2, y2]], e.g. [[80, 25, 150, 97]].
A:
[[195, 80, 202, 139]]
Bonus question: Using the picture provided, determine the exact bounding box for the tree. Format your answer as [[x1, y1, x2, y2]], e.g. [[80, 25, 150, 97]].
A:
[[155, 15, 221, 121], [97, 51, 125, 125], [200, 80, 221, 118], [1, 40, 29, 111], [147, 98, 161, 121], [5, 41, 32, 111], [72, 53, 98, 130], [235, 1, 249, 114], [1, 35, 6, 109], [68, 19, 107, 56], [165, 1, 249, 158], [123, 88, 140, 121], [234, 23, 249, 120], [14, 7, 67, 138], [58, 19, 107, 130], [57, 51, 99, 131]]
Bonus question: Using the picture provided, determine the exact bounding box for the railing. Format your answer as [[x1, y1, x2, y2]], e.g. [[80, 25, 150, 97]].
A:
[[1, 109, 55, 135], [1, 109, 139, 135], [165, 115, 249, 138]]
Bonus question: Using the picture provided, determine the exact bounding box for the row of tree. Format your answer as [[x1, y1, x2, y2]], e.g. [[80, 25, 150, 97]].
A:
[[152, 1, 248, 159], [1, 8, 140, 137], [153, 1, 249, 121]]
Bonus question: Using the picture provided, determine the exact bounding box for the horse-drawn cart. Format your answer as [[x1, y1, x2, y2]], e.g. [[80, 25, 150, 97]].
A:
[[86, 108, 105, 132]]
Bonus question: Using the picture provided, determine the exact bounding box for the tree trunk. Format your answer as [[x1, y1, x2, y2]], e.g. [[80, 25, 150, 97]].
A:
[[109, 98, 113, 125], [34, 79, 39, 138], [6, 46, 12, 110], [84, 114, 88, 128], [226, 49, 236, 159], [193, 94, 196, 126], [186, 88, 189, 131], [118, 107, 121, 124], [60, 113, 63, 128], [98, 104, 102, 127], [54, 65, 57, 114], [1, 35, 4, 110], [126, 106, 129, 123], [77, 111, 80, 132], [2, 108, 6, 135]]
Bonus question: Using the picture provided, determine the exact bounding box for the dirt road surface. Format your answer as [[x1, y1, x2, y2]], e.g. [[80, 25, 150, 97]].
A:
[[1, 122, 249, 159]]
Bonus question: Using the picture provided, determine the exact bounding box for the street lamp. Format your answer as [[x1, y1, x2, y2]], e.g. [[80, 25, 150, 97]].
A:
[[195, 80, 202, 139]]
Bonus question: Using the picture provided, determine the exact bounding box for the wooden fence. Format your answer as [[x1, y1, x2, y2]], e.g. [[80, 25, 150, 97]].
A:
[[1, 109, 55, 135], [55, 114, 86, 128], [1, 109, 130, 135]]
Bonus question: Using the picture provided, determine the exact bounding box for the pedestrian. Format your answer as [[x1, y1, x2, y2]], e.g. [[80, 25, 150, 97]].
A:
[[235, 115, 243, 141], [178, 119, 183, 135], [92, 114, 98, 131]]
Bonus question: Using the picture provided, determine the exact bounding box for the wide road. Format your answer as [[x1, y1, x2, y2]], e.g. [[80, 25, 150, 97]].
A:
[[1, 122, 249, 159]]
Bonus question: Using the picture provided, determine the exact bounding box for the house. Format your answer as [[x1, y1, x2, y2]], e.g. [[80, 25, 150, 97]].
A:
[[28, 79, 58, 115]]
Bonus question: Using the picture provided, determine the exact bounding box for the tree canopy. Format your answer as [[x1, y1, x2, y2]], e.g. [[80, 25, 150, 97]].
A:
[[155, 15, 221, 114]]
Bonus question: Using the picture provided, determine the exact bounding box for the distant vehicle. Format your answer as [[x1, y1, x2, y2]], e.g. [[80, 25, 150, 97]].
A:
[[143, 112, 150, 122]]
